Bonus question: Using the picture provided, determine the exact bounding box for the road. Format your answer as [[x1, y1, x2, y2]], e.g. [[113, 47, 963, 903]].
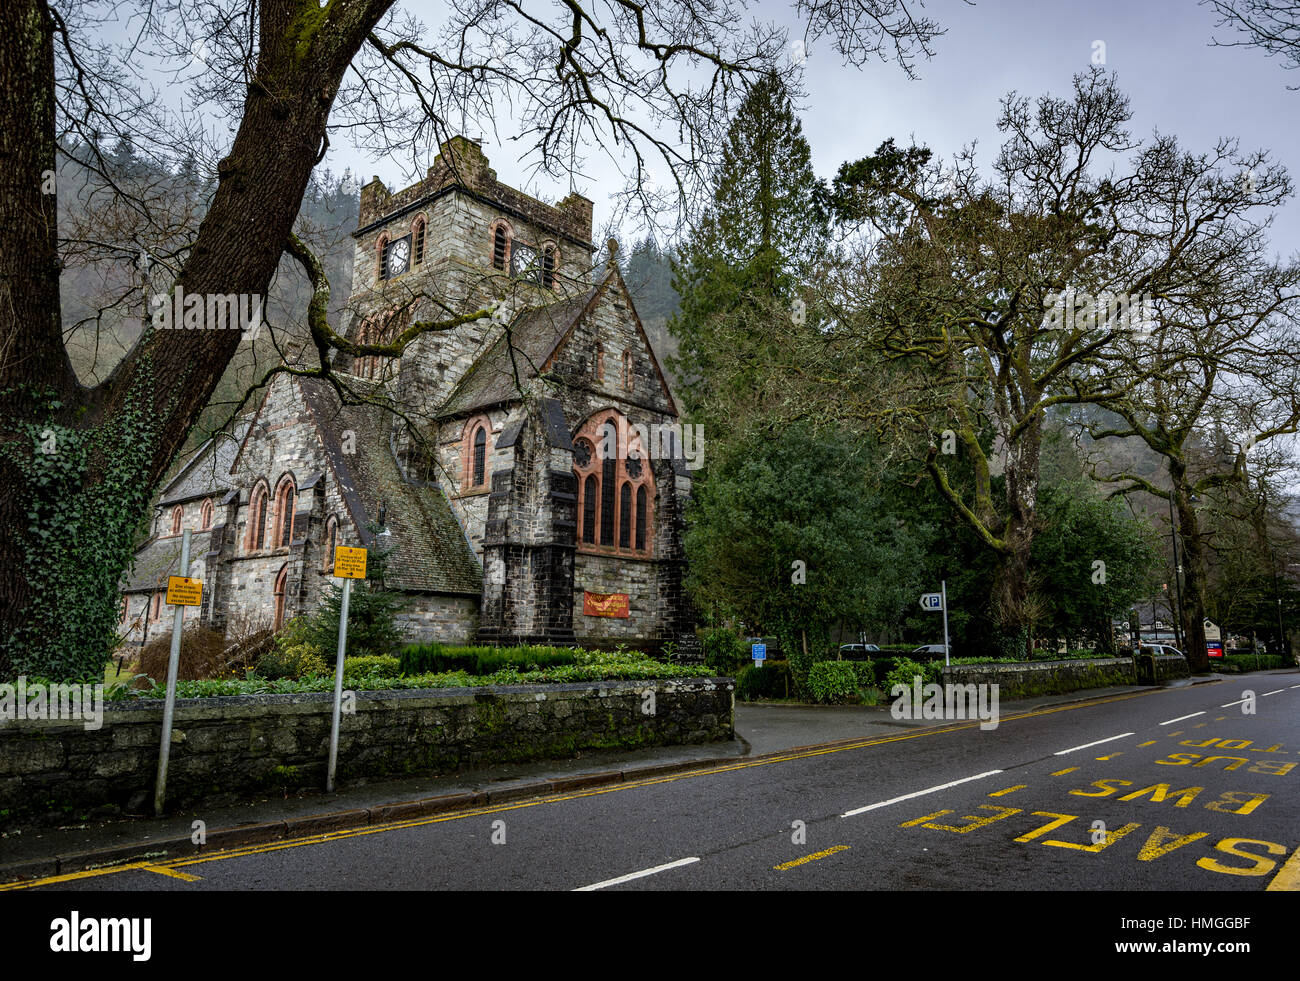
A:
[[11, 669, 1300, 891]]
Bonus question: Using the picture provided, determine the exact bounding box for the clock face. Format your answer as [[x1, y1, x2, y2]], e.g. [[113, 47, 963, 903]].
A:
[[511, 243, 538, 278], [387, 235, 411, 277]]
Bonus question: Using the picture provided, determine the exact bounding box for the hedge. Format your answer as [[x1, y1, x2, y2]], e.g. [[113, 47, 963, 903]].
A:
[[735, 661, 793, 701], [807, 661, 874, 704], [399, 643, 577, 676]]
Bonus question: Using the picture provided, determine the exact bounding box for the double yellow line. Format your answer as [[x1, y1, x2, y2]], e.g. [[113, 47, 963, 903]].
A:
[[4, 686, 1224, 891]]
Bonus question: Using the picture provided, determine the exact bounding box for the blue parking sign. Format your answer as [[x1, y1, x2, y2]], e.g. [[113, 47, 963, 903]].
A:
[[751, 642, 766, 661]]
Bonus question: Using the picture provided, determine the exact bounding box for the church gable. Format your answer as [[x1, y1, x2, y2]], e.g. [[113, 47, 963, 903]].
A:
[[543, 259, 678, 416]]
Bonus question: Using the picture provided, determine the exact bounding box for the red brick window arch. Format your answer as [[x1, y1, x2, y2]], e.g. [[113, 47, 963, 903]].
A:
[[323, 515, 339, 573], [353, 307, 404, 380], [245, 480, 269, 551], [412, 215, 427, 266], [376, 233, 390, 282], [490, 220, 513, 271], [169, 505, 183, 536], [273, 565, 289, 630], [572, 411, 654, 557], [199, 498, 213, 530], [272, 474, 296, 548], [461, 414, 493, 492]]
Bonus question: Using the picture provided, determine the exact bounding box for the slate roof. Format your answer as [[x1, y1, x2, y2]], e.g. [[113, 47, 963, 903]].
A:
[[158, 421, 249, 506], [298, 378, 482, 596], [438, 288, 598, 417], [123, 530, 214, 593]]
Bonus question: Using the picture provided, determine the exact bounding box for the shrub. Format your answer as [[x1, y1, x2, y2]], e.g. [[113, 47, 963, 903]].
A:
[[1223, 653, 1287, 672], [735, 661, 793, 701], [399, 643, 578, 676], [807, 661, 873, 704], [257, 643, 327, 680], [343, 654, 402, 678], [883, 657, 927, 693], [138, 627, 228, 684], [701, 626, 748, 675]]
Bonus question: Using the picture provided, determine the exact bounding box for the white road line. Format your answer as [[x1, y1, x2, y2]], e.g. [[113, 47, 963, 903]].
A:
[[1159, 712, 1204, 725], [841, 770, 1003, 818], [1053, 733, 1134, 756], [1221, 698, 1250, 707], [1262, 689, 1284, 696], [573, 857, 700, 891], [1291, 685, 1300, 689]]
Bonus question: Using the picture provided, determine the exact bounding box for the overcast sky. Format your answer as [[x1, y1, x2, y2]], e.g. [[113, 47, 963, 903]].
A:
[[324, 0, 1300, 257]]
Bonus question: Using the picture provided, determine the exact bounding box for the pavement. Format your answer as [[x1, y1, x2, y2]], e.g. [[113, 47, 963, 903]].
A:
[[0, 675, 1227, 884]]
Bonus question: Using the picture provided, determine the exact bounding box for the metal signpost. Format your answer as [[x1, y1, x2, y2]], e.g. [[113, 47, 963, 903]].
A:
[[155, 529, 201, 815], [327, 545, 367, 792], [919, 581, 951, 667]]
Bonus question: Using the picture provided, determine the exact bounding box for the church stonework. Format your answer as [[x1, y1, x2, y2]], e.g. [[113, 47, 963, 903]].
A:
[[121, 137, 698, 659]]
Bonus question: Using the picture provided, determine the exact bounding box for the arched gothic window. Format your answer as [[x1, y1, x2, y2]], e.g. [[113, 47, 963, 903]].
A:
[[273, 475, 296, 547], [461, 415, 493, 491], [273, 565, 289, 630], [199, 498, 214, 530], [622, 350, 634, 390], [170, 505, 183, 536], [542, 244, 557, 288], [376, 234, 390, 282], [492, 225, 508, 270], [412, 216, 426, 266], [572, 411, 655, 557], [245, 481, 269, 551], [323, 516, 339, 573]]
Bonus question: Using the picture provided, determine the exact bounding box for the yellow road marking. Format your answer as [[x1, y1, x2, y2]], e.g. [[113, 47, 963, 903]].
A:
[[899, 810, 952, 827], [1096, 753, 1123, 760], [1193, 723, 1207, 728], [144, 865, 202, 882], [1266, 846, 1300, 892], [1137, 741, 1157, 748], [1052, 767, 1080, 776], [773, 845, 850, 871], [1215, 717, 1227, 722], [0, 686, 1182, 891], [1166, 731, 1183, 738], [989, 785, 1027, 797]]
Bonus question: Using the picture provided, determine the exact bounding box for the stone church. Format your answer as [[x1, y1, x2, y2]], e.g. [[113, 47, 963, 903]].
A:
[[120, 137, 697, 656]]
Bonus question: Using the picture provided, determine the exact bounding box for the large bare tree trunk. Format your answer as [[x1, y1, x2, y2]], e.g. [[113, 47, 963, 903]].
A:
[[0, 0, 391, 678]]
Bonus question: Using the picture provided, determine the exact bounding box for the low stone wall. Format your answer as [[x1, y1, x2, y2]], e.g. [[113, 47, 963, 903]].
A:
[[942, 653, 1190, 698], [1151, 653, 1191, 682], [943, 658, 1136, 699], [0, 678, 733, 830]]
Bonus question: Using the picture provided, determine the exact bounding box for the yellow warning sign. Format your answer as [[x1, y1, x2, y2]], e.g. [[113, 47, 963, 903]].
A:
[[166, 576, 203, 606], [334, 546, 367, 579]]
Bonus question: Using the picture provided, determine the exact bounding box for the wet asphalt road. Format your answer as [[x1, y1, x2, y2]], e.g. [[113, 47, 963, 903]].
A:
[[18, 669, 1300, 892]]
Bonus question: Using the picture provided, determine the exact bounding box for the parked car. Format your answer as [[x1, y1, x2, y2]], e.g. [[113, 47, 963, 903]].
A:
[[1140, 644, 1183, 659], [838, 644, 880, 660], [911, 644, 950, 660]]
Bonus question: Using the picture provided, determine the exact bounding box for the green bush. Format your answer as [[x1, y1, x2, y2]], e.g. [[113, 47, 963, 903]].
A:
[[735, 661, 793, 701], [343, 654, 402, 678], [113, 646, 712, 699], [701, 626, 749, 675], [256, 643, 327, 680], [399, 643, 578, 676], [883, 657, 927, 693], [807, 661, 874, 704], [1222, 653, 1288, 672]]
